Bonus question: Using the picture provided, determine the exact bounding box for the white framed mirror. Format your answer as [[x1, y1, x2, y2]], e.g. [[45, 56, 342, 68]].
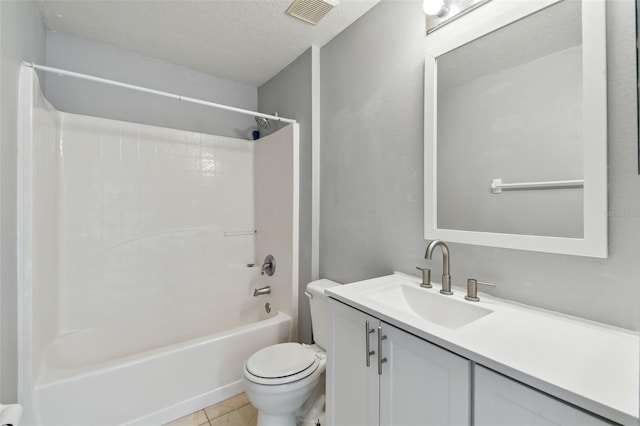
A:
[[424, 0, 608, 258]]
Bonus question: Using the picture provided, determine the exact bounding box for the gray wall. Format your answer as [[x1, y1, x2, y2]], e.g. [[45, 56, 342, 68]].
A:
[[45, 32, 258, 139], [0, 0, 46, 401], [320, 0, 639, 331], [258, 49, 314, 343]]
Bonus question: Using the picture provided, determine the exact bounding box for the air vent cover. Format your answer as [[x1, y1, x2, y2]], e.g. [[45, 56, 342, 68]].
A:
[[285, 0, 339, 25]]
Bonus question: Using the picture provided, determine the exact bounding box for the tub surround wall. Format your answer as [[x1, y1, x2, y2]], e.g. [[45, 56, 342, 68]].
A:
[[258, 48, 313, 343], [0, 0, 47, 402], [319, 0, 639, 330], [18, 70, 61, 417], [25, 73, 61, 385], [45, 31, 258, 139], [254, 125, 299, 340], [58, 113, 256, 345]]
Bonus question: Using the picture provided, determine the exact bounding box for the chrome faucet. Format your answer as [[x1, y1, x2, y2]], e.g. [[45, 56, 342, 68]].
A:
[[425, 240, 452, 295]]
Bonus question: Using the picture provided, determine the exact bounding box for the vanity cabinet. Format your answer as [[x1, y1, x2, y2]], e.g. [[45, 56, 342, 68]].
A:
[[326, 300, 379, 426], [326, 274, 637, 425], [379, 321, 470, 425], [327, 299, 470, 426], [474, 366, 612, 426]]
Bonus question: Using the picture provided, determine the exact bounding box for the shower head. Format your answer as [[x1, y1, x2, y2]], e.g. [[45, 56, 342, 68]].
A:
[[255, 116, 271, 129]]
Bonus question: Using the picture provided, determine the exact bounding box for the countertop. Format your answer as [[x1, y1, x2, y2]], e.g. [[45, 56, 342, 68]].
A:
[[326, 273, 639, 426]]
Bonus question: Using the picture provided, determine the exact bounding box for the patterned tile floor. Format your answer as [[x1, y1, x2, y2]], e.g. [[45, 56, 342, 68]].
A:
[[164, 393, 257, 426]]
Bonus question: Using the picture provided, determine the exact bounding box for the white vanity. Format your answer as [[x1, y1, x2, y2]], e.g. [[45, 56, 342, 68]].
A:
[[325, 273, 639, 426]]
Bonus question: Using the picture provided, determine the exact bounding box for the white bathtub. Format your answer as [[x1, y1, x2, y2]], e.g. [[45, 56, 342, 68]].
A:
[[30, 312, 291, 426]]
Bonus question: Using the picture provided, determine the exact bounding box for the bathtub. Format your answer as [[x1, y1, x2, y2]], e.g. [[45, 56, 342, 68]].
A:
[[30, 311, 291, 426]]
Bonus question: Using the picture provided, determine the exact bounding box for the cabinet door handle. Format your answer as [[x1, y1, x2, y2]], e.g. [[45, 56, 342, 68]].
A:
[[377, 326, 387, 375], [365, 320, 375, 367]]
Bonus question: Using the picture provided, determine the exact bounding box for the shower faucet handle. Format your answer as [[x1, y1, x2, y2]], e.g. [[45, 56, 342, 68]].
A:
[[261, 255, 276, 276]]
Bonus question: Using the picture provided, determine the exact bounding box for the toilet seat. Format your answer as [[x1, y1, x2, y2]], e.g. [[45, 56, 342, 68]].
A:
[[245, 343, 321, 385]]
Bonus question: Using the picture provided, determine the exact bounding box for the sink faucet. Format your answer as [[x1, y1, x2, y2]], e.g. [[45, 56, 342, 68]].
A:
[[425, 240, 452, 295]]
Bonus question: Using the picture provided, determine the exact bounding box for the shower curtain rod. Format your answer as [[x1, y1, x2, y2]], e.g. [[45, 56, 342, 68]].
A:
[[25, 62, 297, 124]]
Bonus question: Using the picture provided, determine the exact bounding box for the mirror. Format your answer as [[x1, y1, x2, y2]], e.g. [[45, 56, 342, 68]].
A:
[[424, 0, 608, 258]]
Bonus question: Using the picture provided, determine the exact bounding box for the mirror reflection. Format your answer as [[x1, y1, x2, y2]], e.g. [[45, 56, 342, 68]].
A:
[[435, 1, 583, 238]]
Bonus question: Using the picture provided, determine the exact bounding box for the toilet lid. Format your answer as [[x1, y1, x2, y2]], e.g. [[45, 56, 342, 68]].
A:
[[246, 343, 316, 379]]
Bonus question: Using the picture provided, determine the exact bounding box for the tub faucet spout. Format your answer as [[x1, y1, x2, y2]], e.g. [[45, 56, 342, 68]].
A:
[[425, 240, 452, 295], [253, 285, 271, 297]]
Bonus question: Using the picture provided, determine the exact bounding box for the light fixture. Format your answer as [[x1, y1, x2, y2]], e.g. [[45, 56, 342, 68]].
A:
[[425, 0, 492, 34], [423, 0, 447, 17]]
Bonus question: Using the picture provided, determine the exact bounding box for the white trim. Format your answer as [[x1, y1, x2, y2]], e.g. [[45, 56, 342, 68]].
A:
[[311, 46, 321, 280], [580, 0, 608, 258], [25, 63, 296, 125], [291, 123, 301, 341], [424, 0, 608, 258]]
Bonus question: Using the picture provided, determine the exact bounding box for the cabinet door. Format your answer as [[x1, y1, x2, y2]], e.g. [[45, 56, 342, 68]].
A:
[[326, 299, 380, 426], [474, 365, 612, 425], [379, 323, 470, 426]]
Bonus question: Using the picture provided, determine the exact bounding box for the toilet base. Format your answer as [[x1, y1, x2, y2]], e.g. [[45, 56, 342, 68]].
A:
[[257, 411, 296, 426], [296, 372, 325, 425]]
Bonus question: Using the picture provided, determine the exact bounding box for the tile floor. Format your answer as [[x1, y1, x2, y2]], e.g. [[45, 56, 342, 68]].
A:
[[164, 393, 257, 426]]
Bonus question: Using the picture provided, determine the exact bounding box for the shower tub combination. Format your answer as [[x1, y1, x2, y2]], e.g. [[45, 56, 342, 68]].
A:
[[18, 66, 299, 425]]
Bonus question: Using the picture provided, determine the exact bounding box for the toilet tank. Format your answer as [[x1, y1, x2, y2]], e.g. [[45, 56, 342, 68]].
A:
[[306, 279, 340, 349]]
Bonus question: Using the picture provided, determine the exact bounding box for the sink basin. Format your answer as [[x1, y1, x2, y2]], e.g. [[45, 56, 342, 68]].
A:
[[363, 283, 493, 329]]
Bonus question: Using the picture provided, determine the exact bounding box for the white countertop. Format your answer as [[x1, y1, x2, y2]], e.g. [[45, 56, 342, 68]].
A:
[[326, 273, 639, 426]]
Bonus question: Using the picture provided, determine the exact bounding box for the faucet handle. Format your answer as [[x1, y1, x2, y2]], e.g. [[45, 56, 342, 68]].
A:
[[465, 278, 496, 302], [261, 255, 276, 276], [415, 266, 432, 288]]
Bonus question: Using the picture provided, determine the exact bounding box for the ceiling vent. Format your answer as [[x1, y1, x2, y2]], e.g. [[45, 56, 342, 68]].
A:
[[285, 0, 339, 25]]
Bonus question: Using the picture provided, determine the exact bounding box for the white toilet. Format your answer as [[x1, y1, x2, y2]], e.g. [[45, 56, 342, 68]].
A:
[[242, 279, 339, 426]]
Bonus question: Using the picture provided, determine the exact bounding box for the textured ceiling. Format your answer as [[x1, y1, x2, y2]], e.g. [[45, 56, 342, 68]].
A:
[[37, 0, 379, 86]]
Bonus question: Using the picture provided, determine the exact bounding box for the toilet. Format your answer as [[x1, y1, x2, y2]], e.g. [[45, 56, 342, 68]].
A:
[[242, 279, 339, 426]]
